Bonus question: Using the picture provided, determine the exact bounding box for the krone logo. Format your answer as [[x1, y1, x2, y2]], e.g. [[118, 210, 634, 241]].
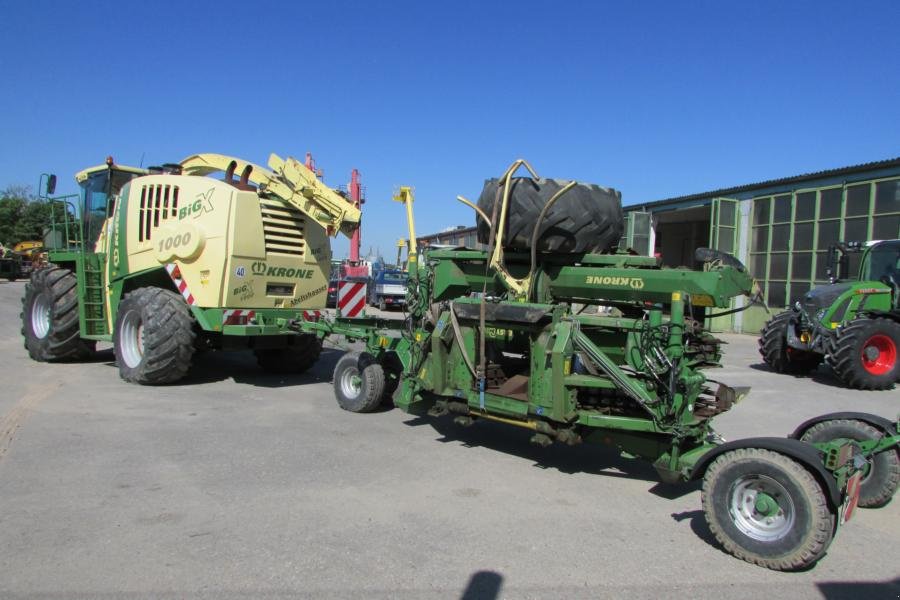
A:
[[585, 275, 646, 289], [251, 261, 267, 275]]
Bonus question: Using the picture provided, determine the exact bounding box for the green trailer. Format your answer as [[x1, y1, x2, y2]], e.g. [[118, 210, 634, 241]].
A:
[[298, 161, 899, 570]]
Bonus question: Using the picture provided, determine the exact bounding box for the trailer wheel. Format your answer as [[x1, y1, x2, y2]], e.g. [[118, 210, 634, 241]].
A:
[[378, 352, 403, 406], [476, 177, 624, 253], [114, 287, 195, 384], [801, 419, 899, 508], [21, 266, 95, 361], [255, 334, 322, 374], [827, 318, 899, 390], [701, 448, 835, 571], [758, 311, 822, 374], [333, 351, 384, 413]]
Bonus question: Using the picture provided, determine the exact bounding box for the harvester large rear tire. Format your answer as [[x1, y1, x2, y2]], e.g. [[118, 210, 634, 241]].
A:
[[333, 351, 384, 413], [475, 177, 624, 253], [701, 448, 835, 571], [113, 287, 195, 384], [758, 311, 823, 374], [21, 265, 95, 361], [255, 334, 322, 374], [801, 419, 899, 508], [827, 318, 899, 390]]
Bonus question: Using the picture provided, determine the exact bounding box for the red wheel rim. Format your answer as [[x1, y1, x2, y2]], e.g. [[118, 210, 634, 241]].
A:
[[860, 334, 897, 376]]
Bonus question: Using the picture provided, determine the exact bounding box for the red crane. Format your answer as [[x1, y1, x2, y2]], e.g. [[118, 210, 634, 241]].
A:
[[342, 168, 369, 278]]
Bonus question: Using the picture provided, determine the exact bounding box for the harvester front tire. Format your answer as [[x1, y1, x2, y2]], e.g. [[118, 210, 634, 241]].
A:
[[333, 351, 384, 413], [21, 266, 95, 361], [758, 311, 822, 374], [255, 334, 322, 374], [827, 318, 899, 390], [113, 287, 195, 384], [475, 177, 624, 253], [701, 448, 835, 571], [801, 419, 899, 508]]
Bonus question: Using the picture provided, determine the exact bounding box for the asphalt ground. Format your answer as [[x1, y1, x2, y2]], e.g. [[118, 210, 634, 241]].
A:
[[0, 279, 897, 599]]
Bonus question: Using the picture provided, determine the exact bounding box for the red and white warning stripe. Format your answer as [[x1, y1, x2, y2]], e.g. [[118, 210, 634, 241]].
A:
[[338, 280, 366, 317], [165, 263, 197, 306], [223, 309, 256, 325], [302, 310, 322, 321]]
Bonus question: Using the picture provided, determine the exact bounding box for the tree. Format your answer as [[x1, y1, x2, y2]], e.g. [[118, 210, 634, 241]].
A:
[[0, 187, 29, 247], [0, 185, 74, 247]]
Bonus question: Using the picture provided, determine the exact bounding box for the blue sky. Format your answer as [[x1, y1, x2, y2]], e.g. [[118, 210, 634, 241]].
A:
[[1, 1, 898, 259]]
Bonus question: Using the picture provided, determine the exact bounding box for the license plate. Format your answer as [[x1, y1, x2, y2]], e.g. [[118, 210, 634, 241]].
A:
[[841, 471, 863, 525]]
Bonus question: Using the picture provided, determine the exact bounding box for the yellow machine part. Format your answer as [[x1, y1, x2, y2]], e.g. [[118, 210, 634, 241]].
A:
[[116, 171, 334, 312]]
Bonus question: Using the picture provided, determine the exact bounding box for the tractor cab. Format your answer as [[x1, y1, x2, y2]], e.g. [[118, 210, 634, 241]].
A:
[[74, 159, 147, 252], [860, 240, 900, 304]]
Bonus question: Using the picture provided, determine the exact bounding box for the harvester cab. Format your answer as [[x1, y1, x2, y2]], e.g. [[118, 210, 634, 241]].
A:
[[760, 238, 900, 389], [23, 153, 361, 384]]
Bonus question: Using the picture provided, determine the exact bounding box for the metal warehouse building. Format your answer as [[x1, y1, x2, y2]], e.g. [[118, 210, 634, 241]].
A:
[[622, 158, 900, 333], [417, 158, 900, 334]]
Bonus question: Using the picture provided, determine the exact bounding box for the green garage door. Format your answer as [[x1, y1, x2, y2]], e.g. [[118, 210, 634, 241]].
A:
[[707, 198, 740, 332]]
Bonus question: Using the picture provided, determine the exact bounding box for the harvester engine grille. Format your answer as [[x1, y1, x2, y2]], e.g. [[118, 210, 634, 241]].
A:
[[138, 184, 180, 242], [259, 197, 306, 256]]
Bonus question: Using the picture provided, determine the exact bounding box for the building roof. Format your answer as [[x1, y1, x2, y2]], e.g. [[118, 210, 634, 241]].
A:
[[630, 156, 900, 210], [418, 225, 477, 241]]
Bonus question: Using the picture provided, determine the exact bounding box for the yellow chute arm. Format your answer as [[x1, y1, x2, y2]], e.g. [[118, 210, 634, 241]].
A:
[[179, 153, 361, 238]]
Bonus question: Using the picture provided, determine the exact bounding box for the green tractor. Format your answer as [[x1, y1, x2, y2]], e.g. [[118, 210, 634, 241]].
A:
[[759, 239, 900, 389], [299, 162, 899, 570], [21, 153, 360, 383]]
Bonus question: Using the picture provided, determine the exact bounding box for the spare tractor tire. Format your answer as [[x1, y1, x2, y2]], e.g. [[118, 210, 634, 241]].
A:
[[476, 177, 624, 254]]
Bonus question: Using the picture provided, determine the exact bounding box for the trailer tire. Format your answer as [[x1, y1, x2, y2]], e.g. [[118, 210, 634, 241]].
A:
[[758, 311, 822, 374], [114, 287, 195, 384], [255, 334, 322, 374], [800, 419, 899, 508], [21, 265, 95, 361], [476, 177, 624, 253], [701, 448, 835, 571], [827, 318, 899, 390], [333, 351, 384, 413], [379, 352, 403, 406]]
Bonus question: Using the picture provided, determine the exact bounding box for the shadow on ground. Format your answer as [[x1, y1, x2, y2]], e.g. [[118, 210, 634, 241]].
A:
[[95, 346, 349, 389], [748, 361, 854, 389], [817, 577, 900, 600], [403, 413, 687, 488]]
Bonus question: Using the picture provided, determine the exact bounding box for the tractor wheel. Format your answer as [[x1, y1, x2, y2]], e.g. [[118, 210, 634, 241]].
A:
[[476, 177, 624, 253], [333, 351, 385, 413], [255, 334, 322, 374], [801, 419, 899, 508], [378, 352, 403, 406], [701, 448, 835, 571], [21, 266, 95, 361], [113, 287, 195, 384], [827, 318, 900, 390], [758, 311, 822, 374]]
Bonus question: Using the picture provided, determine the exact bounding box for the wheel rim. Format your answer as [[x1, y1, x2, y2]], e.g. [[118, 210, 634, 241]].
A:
[[728, 474, 795, 542], [119, 311, 145, 368], [31, 293, 51, 339], [860, 334, 896, 375], [340, 365, 362, 399]]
